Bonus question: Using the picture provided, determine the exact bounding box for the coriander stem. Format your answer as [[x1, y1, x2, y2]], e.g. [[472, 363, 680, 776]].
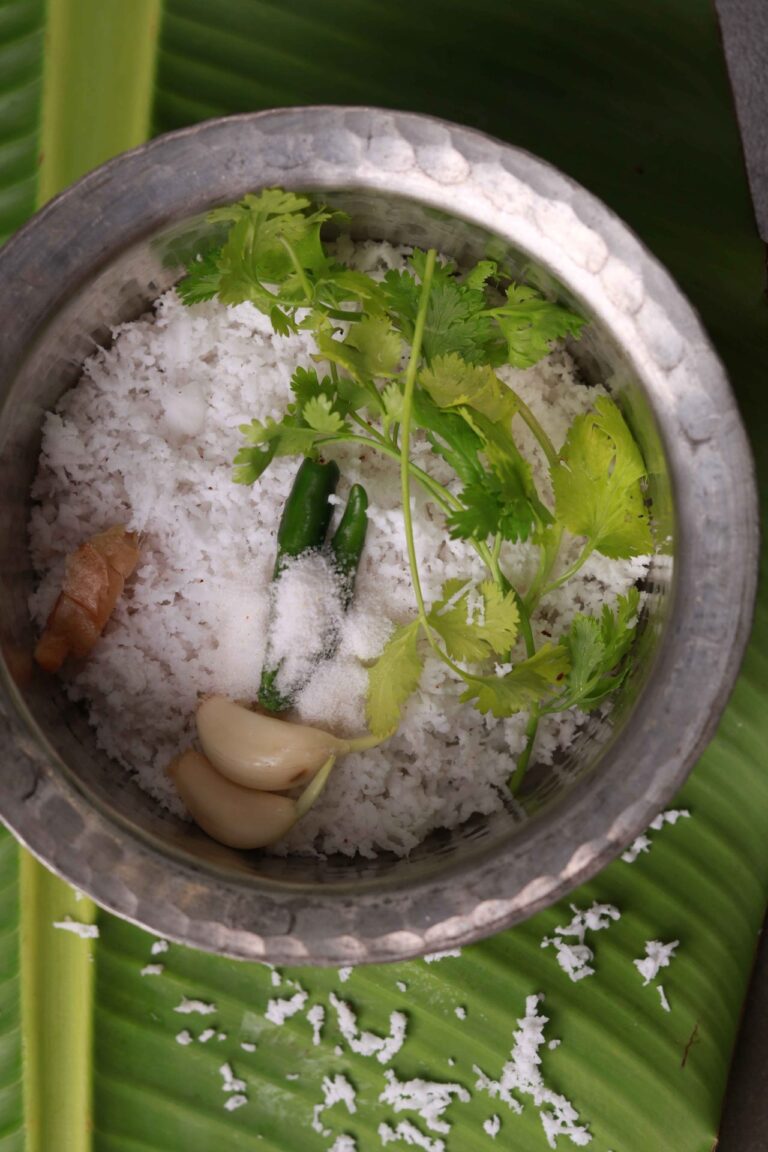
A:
[[279, 238, 312, 301], [509, 710, 539, 793], [315, 431, 462, 514], [492, 549, 539, 793], [349, 416, 390, 448], [346, 728, 396, 753], [350, 412, 375, 436], [400, 248, 437, 636], [295, 754, 336, 819], [523, 524, 564, 611], [512, 392, 558, 468], [475, 540, 503, 584], [515, 596, 536, 659], [504, 388, 561, 613], [317, 254, 465, 681], [540, 540, 594, 599], [508, 595, 541, 793]]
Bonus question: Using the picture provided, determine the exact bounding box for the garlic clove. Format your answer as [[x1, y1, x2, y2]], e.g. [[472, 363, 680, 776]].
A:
[[167, 749, 298, 849], [196, 695, 346, 791]]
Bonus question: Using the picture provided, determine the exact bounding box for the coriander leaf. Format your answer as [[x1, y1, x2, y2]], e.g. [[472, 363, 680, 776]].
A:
[[460, 644, 570, 716], [600, 587, 640, 669], [290, 366, 369, 418], [297, 307, 334, 335], [232, 443, 277, 485], [207, 188, 315, 227], [447, 478, 508, 541], [315, 266, 388, 313], [447, 472, 543, 544], [382, 268, 420, 344], [557, 588, 640, 711], [492, 284, 586, 368], [207, 189, 336, 308], [289, 366, 335, 408], [419, 353, 515, 422], [345, 315, 402, 378], [428, 580, 520, 662], [479, 580, 521, 656], [384, 255, 496, 364], [428, 580, 490, 663], [411, 391, 485, 486], [214, 217, 308, 306], [411, 249, 457, 282], [382, 381, 404, 433], [552, 396, 653, 558], [462, 408, 552, 531], [176, 249, 223, 304], [464, 259, 498, 291], [366, 620, 424, 736], [302, 394, 347, 434], [334, 373, 374, 413], [234, 415, 322, 482], [315, 315, 401, 383], [423, 277, 495, 364], [560, 614, 606, 704], [270, 306, 297, 336], [447, 411, 552, 544]]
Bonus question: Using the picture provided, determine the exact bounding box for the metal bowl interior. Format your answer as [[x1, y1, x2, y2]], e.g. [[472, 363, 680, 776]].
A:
[[0, 109, 757, 963]]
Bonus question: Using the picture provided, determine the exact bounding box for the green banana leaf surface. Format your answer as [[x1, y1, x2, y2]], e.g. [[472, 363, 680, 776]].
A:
[[1, 0, 767, 1149]]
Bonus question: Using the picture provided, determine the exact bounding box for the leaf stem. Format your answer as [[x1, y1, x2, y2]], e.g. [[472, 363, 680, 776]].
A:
[[325, 308, 365, 321], [515, 595, 536, 660], [540, 540, 595, 599], [279, 237, 312, 301], [346, 728, 397, 752], [349, 412, 375, 436], [524, 525, 564, 611], [512, 392, 559, 469], [389, 254, 469, 687], [315, 431, 462, 515], [509, 710, 539, 793], [400, 248, 437, 634], [475, 539, 503, 585], [295, 754, 336, 819]]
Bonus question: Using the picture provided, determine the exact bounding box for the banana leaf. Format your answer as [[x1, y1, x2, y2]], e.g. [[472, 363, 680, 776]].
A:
[[1, 0, 767, 1149]]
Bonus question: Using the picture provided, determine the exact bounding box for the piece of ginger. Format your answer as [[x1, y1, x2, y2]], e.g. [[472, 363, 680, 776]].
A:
[[34, 526, 140, 673]]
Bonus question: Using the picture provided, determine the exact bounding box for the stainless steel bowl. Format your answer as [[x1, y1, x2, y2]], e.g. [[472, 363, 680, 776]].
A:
[[0, 107, 757, 964]]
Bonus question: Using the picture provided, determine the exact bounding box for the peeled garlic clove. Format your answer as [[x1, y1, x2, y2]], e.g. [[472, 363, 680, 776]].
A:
[[196, 695, 346, 791], [167, 749, 298, 849]]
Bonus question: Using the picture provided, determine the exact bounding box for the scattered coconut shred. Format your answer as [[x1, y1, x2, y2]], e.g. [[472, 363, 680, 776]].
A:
[[28, 239, 650, 858], [541, 902, 621, 983], [474, 994, 592, 1148]]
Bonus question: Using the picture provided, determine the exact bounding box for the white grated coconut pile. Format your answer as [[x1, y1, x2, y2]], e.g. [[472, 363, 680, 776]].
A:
[[28, 240, 649, 858]]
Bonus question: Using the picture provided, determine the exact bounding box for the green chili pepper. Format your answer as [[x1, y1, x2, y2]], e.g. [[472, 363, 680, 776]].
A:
[[259, 458, 340, 712], [330, 483, 369, 608], [273, 457, 340, 577]]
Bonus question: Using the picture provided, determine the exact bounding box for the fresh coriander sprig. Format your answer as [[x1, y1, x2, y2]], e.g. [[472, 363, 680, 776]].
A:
[[179, 189, 654, 793], [398, 251, 442, 656]]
